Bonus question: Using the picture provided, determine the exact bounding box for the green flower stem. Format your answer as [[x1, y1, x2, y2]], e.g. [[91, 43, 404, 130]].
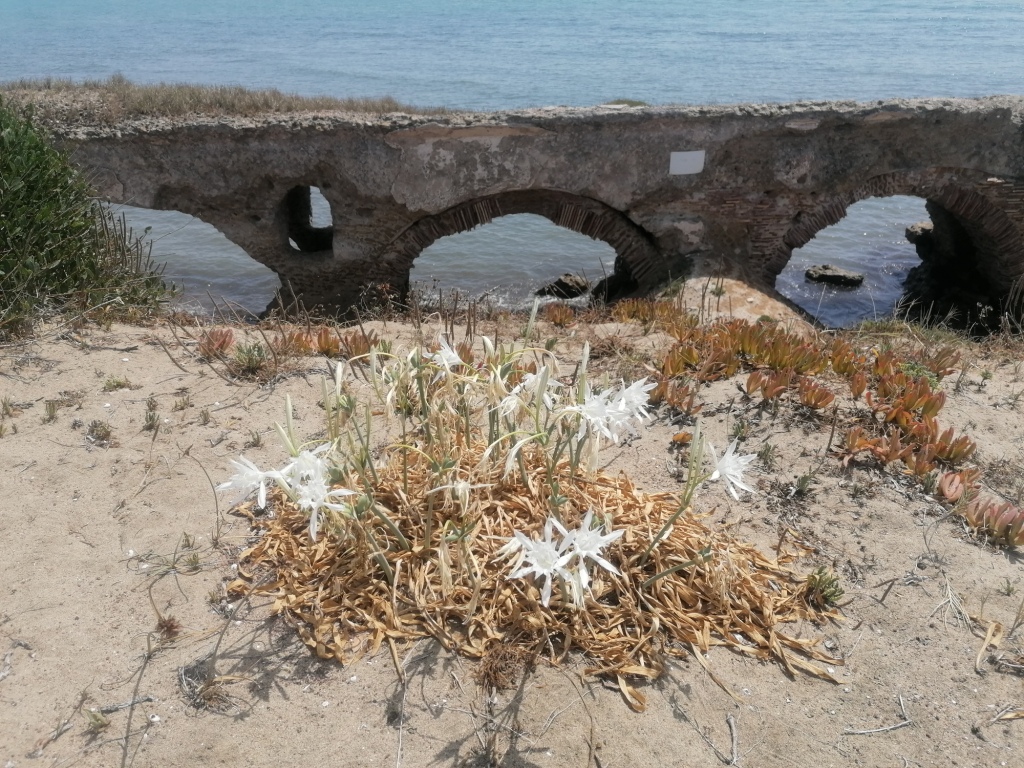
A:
[[373, 503, 411, 551]]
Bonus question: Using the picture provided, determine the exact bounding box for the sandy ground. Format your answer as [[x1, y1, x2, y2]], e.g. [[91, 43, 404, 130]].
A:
[[1, 295, 1023, 768]]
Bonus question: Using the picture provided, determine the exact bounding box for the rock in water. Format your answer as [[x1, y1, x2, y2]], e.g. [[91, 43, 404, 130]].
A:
[[804, 264, 865, 287], [535, 273, 590, 299]]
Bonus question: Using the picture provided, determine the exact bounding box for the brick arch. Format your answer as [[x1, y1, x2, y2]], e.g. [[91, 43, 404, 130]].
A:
[[769, 169, 1024, 293], [381, 189, 663, 300]]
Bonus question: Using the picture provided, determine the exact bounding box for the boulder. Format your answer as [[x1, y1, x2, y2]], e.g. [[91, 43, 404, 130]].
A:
[[535, 273, 590, 299], [906, 221, 936, 262], [804, 264, 864, 287]]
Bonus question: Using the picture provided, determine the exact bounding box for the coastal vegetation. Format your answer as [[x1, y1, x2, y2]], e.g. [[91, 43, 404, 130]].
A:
[[186, 299, 1024, 715], [3, 290, 1023, 762], [0, 97, 168, 337], [0, 74, 446, 124]]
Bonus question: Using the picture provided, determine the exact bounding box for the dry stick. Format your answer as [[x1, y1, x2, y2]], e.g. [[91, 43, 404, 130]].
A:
[[395, 673, 408, 768], [726, 713, 739, 765], [844, 693, 913, 735], [825, 403, 840, 454], [553, 668, 596, 768], [683, 710, 732, 765], [156, 337, 189, 373], [204, 597, 246, 682], [990, 704, 1024, 724], [99, 696, 156, 714], [167, 318, 236, 386], [27, 691, 86, 759], [448, 671, 487, 751], [393, 640, 423, 768], [206, 290, 230, 326], [119, 643, 154, 768]]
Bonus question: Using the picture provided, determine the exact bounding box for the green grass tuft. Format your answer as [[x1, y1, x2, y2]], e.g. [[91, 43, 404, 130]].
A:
[[0, 97, 170, 337]]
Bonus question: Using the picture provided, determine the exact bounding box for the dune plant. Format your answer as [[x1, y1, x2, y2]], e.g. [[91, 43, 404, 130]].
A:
[[963, 498, 1024, 547], [222, 333, 837, 704], [0, 98, 168, 337], [197, 328, 234, 358], [2, 74, 446, 122]]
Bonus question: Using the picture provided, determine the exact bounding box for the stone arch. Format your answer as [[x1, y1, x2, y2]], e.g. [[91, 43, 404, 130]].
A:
[[381, 190, 663, 300], [770, 170, 1024, 297]]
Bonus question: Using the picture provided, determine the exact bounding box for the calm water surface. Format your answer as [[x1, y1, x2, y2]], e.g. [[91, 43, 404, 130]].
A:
[[3, 0, 1021, 324]]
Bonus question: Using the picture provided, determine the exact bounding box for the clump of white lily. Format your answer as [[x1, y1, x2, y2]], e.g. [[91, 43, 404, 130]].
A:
[[216, 410, 357, 542], [369, 327, 656, 487], [499, 510, 623, 607], [222, 319, 839, 699], [567, 375, 656, 474]]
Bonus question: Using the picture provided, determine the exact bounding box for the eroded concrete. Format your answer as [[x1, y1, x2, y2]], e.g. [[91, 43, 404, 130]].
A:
[[55, 97, 1024, 315]]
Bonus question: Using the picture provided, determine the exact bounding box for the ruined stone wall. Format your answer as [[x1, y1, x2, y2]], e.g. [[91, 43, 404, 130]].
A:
[[54, 96, 1024, 315]]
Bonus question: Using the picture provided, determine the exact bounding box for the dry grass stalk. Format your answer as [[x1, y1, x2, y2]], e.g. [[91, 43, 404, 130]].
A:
[[1, 74, 448, 124]]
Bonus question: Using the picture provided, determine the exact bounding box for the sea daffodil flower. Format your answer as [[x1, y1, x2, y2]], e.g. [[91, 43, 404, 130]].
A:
[[571, 378, 656, 444], [505, 518, 574, 607], [708, 438, 756, 500], [568, 510, 623, 591], [426, 334, 463, 376], [217, 456, 279, 508]]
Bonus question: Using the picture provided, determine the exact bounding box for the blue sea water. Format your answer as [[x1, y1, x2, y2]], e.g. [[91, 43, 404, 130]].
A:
[[2, 0, 1022, 323]]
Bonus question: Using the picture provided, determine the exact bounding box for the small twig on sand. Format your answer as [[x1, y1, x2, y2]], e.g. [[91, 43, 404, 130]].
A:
[[28, 690, 87, 758], [844, 693, 913, 735], [156, 337, 189, 373], [448, 671, 486, 751], [99, 696, 155, 714], [991, 704, 1024, 724], [394, 640, 422, 768], [678, 709, 731, 765], [120, 644, 155, 768], [727, 713, 739, 765], [929, 575, 970, 629]]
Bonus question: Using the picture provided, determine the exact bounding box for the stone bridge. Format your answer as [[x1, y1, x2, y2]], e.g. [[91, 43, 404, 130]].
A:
[[60, 96, 1024, 315]]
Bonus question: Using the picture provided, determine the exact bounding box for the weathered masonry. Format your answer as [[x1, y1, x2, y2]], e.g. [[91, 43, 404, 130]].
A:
[[62, 96, 1024, 314]]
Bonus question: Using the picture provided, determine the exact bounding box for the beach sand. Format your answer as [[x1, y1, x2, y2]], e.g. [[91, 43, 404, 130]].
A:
[[1, 287, 1022, 767]]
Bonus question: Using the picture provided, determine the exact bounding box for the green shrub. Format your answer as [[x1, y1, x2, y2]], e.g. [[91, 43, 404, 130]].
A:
[[0, 97, 169, 337]]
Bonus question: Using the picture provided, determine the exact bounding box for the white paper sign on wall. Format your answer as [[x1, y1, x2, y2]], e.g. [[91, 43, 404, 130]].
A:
[[669, 150, 706, 175]]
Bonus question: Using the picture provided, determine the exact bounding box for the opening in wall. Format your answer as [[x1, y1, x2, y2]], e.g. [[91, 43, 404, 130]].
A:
[[284, 185, 334, 253], [409, 213, 616, 308], [776, 196, 927, 328], [116, 205, 281, 316]]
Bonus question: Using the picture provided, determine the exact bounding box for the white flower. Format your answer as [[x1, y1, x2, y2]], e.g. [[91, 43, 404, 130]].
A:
[[277, 443, 356, 541], [506, 518, 574, 607], [568, 510, 623, 591], [279, 444, 332, 487], [503, 367, 561, 416], [501, 512, 623, 609], [217, 456, 278, 508], [427, 479, 492, 511], [294, 473, 357, 542], [572, 378, 655, 444], [426, 334, 463, 374], [708, 438, 757, 500], [574, 385, 618, 441], [613, 378, 656, 420]]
